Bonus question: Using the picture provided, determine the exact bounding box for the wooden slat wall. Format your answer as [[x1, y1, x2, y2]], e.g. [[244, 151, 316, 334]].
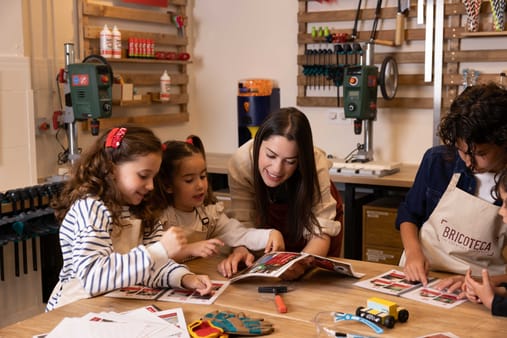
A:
[[297, 0, 507, 111], [78, 0, 190, 128]]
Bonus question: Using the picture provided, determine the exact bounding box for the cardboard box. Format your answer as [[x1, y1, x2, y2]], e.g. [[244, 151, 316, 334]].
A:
[[112, 83, 134, 102], [121, 83, 133, 101], [362, 197, 404, 265]]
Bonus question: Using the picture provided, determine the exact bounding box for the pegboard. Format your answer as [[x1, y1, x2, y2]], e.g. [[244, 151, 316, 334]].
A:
[[297, 0, 507, 114]]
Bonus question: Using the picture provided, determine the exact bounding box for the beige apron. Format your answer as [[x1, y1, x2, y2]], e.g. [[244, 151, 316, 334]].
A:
[[400, 173, 507, 276], [51, 213, 143, 309]]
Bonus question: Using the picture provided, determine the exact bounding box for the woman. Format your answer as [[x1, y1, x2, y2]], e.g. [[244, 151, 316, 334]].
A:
[[218, 107, 343, 280]]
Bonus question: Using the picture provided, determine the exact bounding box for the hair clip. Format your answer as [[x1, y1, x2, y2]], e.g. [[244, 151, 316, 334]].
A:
[[105, 127, 127, 149], [161, 143, 167, 151], [186, 137, 194, 145]]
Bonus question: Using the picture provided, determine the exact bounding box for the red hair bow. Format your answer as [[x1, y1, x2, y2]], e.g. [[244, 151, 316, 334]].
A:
[[105, 127, 127, 149]]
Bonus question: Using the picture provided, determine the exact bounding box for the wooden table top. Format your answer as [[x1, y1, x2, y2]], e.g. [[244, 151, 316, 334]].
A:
[[1, 256, 505, 337]]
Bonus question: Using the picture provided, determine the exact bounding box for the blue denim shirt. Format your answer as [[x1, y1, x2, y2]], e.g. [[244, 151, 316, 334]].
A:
[[395, 145, 494, 230]]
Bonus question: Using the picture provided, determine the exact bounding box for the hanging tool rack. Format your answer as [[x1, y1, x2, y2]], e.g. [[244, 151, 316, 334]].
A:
[[297, 0, 507, 113]]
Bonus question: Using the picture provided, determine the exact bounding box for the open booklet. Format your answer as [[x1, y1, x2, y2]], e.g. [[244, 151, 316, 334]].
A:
[[104, 280, 229, 305], [354, 269, 467, 309], [230, 251, 365, 282]]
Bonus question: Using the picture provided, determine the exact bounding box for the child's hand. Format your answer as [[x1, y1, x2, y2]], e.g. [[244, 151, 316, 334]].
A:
[[185, 239, 224, 258], [435, 275, 465, 298], [464, 269, 495, 310], [265, 230, 285, 253], [181, 274, 213, 295], [159, 226, 187, 258], [403, 248, 430, 286]]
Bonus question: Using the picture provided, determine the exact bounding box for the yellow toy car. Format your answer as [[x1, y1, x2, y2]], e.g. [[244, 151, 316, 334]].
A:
[[356, 297, 409, 329]]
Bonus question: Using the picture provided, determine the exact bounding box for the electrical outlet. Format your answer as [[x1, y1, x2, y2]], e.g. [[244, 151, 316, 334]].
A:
[[327, 110, 350, 125]]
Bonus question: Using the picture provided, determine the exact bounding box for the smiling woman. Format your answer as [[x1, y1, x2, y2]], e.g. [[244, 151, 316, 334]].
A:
[[219, 107, 344, 281]]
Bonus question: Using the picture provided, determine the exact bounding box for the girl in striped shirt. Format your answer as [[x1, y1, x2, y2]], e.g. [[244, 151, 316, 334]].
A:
[[46, 126, 212, 311]]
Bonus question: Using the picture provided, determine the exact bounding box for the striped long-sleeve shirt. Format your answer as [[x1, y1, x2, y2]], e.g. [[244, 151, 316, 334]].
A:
[[46, 197, 191, 311]]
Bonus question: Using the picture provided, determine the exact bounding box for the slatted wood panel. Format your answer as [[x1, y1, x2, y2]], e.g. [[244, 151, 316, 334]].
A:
[[297, 0, 507, 111], [78, 0, 190, 128]]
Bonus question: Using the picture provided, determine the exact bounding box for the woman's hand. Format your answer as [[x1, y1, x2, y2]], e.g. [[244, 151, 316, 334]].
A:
[[181, 274, 213, 295], [217, 246, 255, 278], [265, 230, 285, 253], [403, 247, 430, 286], [159, 226, 187, 259]]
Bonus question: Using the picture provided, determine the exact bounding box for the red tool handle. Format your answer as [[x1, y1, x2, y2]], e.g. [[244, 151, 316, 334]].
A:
[[275, 294, 287, 313]]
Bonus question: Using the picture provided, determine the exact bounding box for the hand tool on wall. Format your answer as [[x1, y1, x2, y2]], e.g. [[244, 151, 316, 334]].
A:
[[172, 15, 185, 36], [350, 0, 363, 42], [395, 0, 410, 46], [370, 0, 395, 46]]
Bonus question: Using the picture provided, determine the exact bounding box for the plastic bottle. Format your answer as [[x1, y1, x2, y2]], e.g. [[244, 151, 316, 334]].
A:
[[160, 70, 171, 102], [100, 24, 112, 58], [112, 25, 122, 59]]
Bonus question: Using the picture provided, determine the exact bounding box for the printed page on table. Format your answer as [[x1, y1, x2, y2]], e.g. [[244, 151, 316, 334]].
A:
[[401, 279, 467, 309], [104, 285, 166, 300], [157, 280, 230, 305], [124, 306, 190, 338], [354, 269, 434, 296]]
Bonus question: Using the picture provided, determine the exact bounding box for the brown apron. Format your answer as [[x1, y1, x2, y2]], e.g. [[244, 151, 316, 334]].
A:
[[265, 181, 343, 257]]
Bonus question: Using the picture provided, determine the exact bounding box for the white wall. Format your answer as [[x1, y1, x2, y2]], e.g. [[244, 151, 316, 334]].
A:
[[0, 0, 38, 191]]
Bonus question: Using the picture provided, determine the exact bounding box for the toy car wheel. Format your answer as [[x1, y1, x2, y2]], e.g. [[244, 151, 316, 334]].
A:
[[384, 315, 395, 329], [398, 309, 409, 323], [356, 306, 365, 316]]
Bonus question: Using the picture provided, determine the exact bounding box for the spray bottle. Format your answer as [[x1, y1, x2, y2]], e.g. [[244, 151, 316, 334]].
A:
[[160, 70, 171, 102], [100, 24, 112, 58], [112, 25, 122, 59]]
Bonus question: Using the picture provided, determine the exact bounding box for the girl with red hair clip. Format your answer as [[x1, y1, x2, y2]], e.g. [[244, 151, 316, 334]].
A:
[[46, 126, 213, 311]]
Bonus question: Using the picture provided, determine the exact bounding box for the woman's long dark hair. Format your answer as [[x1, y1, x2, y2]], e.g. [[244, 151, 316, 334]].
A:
[[252, 107, 321, 242]]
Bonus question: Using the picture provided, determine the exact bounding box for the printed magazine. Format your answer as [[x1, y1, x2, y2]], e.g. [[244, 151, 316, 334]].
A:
[[230, 251, 364, 282]]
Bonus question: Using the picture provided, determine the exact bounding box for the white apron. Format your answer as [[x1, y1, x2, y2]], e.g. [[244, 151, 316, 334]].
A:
[[400, 173, 507, 276]]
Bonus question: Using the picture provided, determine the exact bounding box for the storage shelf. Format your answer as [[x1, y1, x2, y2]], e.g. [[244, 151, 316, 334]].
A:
[[78, 0, 190, 127], [460, 31, 507, 38], [107, 58, 191, 65]]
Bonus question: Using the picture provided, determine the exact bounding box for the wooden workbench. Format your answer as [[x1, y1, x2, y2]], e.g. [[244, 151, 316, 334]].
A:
[[2, 256, 505, 337]]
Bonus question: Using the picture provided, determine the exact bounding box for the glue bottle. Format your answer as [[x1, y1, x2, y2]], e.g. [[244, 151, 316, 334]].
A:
[[112, 25, 122, 59], [160, 70, 171, 102], [100, 24, 112, 58]]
